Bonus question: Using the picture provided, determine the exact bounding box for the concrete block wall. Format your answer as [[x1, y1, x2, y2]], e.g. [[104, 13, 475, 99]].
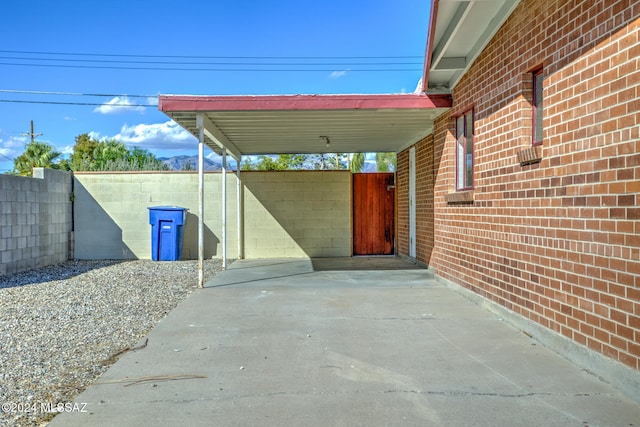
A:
[[243, 171, 351, 258], [74, 172, 238, 260], [0, 168, 72, 276], [73, 170, 351, 260], [399, 0, 640, 372]]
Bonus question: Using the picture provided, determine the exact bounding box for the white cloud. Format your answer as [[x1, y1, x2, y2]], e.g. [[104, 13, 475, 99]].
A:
[[60, 145, 74, 155], [87, 131, 102, 141], [64, 116, 76, 121], [112, 120, 196, 151], [329, 69, 349, 79], [93, 96, 157, 115], [0, 135, 28, 161]]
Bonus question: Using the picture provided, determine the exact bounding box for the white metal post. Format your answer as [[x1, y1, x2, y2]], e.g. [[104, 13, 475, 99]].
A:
[[237, 157, 243, 259], [196, 114, 205, 288], [222, 149, 227, 269]]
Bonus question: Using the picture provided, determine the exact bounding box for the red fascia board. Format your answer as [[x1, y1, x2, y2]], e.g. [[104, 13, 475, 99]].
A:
[[158, 93, 451, 112], [422, 0, 439, 93]]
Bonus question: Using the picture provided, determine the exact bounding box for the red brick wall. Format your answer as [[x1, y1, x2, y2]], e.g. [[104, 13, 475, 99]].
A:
[[399, 0, 640, 369], [397, 149, 409, 256], [397, 135, 436, 262]]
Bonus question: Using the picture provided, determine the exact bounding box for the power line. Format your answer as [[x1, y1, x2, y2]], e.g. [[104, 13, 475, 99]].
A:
[[0, 49, 423, 60], [0, 89, 155, 98], [0, 62, 420, 72], [0, 99, 156, 107], [0, 55, 421, 66]]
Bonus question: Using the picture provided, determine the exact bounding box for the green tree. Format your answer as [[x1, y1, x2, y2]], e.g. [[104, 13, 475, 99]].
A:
[[124, 147, 167, 171], [182, 160, 194, 171], [240, 158, 256, 170], [252, 154, 309, 171], [376, 152, 396, 172], [12, 141, 61, 176], [309, 153, 348, 170], [68, 133, 167, 171], [276, 154, 308, 170], [69, 133, 99, 171], [350, 153, 366, 172], [92, 140, 129, 170], [255, 155, 280, 171]]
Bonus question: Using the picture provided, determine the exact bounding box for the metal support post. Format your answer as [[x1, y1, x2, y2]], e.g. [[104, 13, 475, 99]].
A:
[[222, 149, 227, 269], [196, 114, 205, 288]]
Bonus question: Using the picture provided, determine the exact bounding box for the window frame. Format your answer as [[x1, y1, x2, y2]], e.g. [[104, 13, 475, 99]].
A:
[[455, 109, 474, 191], [532, 67, 544, 146]]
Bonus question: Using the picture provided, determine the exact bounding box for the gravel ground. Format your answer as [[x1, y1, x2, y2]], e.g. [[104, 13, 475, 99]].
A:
[[0, 259, 225, 427]]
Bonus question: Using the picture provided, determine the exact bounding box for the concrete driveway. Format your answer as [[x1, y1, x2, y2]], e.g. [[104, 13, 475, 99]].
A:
[[50, 258, 640, 426]]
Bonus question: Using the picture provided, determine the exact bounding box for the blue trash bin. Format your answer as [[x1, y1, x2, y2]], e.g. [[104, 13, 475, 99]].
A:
[[148, 206, 188, 261]]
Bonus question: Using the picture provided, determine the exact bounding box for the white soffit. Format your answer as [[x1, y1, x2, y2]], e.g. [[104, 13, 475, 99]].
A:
[[427, 0, 522, 93]]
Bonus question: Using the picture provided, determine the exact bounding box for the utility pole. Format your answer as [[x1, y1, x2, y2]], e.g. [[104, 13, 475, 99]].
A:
[[21, 120, 43, 143]]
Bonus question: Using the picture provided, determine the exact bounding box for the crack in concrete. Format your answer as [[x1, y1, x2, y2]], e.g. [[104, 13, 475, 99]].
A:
[[97, 389, 615, 407]]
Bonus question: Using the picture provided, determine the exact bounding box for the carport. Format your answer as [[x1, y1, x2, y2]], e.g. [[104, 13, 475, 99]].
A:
[[158, 93, 451, 286]]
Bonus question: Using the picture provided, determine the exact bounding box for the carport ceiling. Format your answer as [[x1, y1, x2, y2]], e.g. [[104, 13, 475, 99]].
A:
[[159, 94, 451, 156]]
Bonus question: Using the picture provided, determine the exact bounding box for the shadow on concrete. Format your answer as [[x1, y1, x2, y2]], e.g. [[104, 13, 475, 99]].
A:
[[205, 258, 314, 288], [205, 257, 423, 288], [311, 257, 423, 271]]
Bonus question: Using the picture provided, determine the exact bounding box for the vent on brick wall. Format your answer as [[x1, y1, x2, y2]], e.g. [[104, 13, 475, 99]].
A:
[[517, 146, 542, 166], [445, 190, 474, 204]]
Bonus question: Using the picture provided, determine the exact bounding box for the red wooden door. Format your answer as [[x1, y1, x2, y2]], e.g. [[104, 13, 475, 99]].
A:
[[353, 173, 395, 255]]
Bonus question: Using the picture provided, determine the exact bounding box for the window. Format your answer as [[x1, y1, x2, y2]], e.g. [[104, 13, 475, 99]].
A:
[[532, 68, 544, 145], [456, 110, 473, 190]]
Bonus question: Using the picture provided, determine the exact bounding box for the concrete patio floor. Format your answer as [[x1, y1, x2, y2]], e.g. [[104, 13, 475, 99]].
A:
[[50, 258, 640, 426]]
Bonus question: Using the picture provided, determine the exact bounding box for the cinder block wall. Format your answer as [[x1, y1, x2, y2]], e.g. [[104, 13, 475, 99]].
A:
[[399, 0, 639, 372], [0, 168, 72, 275], [73, 170, 351, 260], [243, 171, 351, 258], [74, 172, 238, 260]]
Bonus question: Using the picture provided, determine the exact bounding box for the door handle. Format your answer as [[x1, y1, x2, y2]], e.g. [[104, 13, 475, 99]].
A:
[[385, 228, 391, 242]]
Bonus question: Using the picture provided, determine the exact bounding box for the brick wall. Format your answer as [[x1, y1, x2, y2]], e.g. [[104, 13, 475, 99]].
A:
[[397, 136, 436, 263], [397, 150, 409, 257], [399, 0, 640, 370], [0, 169, 72, 276]]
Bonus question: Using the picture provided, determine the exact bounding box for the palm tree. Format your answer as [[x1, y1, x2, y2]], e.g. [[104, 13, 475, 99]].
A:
[[12, 141, 62, 176], [350, 153, 366, 172]]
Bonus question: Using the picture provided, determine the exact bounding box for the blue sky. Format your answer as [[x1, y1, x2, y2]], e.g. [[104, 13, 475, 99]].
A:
[[0, 0, 429, 172]]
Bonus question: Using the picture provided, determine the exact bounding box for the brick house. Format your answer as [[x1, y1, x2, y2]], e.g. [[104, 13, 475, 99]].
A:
[[397, 0, 639, 388], [157, 0, 638, 397]]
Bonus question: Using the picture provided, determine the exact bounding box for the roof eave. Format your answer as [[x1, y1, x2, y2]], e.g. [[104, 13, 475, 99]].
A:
[[421, 0, 440, 93], [158, 93, 452, 113]]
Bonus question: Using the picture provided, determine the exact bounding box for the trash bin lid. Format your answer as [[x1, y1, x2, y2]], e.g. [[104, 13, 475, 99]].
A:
[[148, 206, 189, 211]]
